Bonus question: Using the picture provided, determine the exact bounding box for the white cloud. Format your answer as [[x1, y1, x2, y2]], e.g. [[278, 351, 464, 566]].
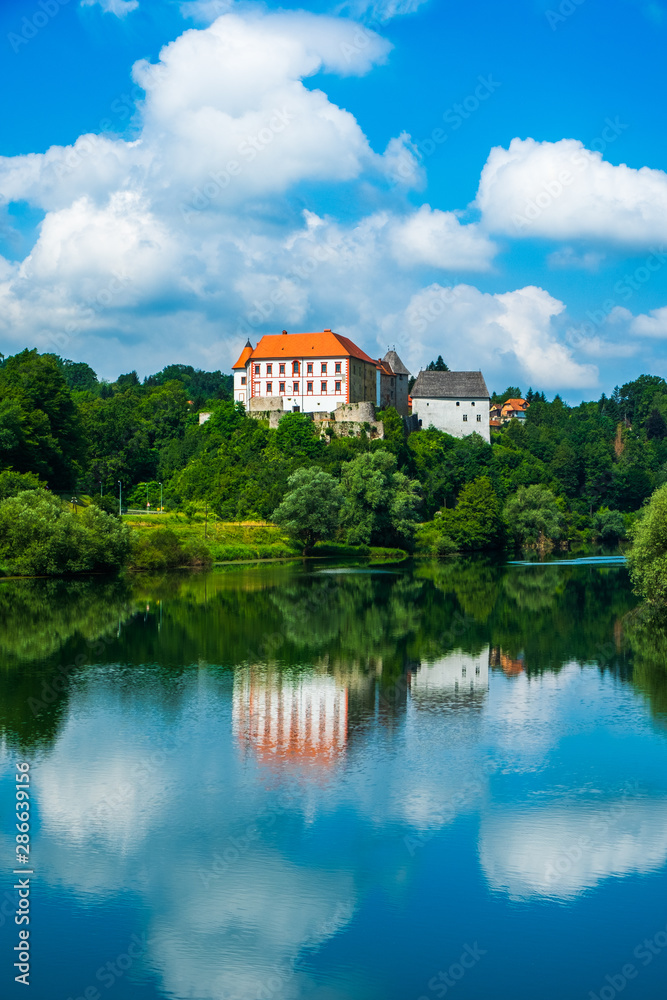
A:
[[630, 305, 667, 338], [80, 0, 139, 15], [477, 137, 667, 245], [391, 204, 497, 271], [337, 0, 430, 21], [548, 247, 605, 271], [180, 0, 233, 23], [381, 283, 598, 389]]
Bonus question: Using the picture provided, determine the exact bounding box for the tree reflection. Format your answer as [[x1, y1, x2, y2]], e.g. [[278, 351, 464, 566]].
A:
[[0, 557, 655, 752]]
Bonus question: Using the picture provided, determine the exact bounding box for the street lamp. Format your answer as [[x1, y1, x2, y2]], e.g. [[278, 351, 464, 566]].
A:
[[118, 481, 122, 516]]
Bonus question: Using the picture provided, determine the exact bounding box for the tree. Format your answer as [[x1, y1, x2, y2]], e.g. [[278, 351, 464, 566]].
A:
[[491, 386, 522, 405], [426, 356, 449, 371], [272, 467, 343, 551], [437, 476, 503, 551], [0, 490, 130, 576], [592, 507, 625, 543], [503, 485, 564, 548], [627, 484, 667, 617], [341, 451, 421, 549], [0, 349, 85, 488]]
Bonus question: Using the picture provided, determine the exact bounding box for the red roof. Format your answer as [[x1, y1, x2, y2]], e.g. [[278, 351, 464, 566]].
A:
[[502, 398, 528, 410], [232, 342, 253, 370], [246, 331, 377, 365]]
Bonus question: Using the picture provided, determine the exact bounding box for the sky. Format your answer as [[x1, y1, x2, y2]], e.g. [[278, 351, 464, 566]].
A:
[[0, 0, 666, 399]]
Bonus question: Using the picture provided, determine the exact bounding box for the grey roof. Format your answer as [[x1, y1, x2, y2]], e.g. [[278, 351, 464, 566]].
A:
[[411, 370, 489, 399], [382, 349, 410, 376]]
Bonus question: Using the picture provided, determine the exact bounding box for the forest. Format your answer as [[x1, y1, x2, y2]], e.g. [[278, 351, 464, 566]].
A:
[[2, 347, 667, 569]]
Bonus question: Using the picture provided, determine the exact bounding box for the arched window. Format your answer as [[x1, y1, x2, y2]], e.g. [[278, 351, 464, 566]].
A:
[[292, 360, 300, 375]]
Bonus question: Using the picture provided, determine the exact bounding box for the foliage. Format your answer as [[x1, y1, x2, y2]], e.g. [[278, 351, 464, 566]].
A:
[[437, 476, 503, 551], [0, 489, 130, 576], [503, 485, 564, 548], [426, 355, 449, 371], [627, 484, 667, 616], [129, 528, 212, 572], [341, 451, 421, 549], [0, 349, 84, 488], [272, 467, 343, 550], [592, 506, 626, 542], [0, 470, 44, 500]]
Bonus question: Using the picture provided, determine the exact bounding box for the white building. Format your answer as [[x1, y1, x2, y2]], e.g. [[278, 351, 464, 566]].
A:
[[232, 330, 379, 413], [411, 371, 490, 443]]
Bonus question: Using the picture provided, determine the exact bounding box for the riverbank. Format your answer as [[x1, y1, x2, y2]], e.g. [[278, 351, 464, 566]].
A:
[[124, 514, 408, 569]]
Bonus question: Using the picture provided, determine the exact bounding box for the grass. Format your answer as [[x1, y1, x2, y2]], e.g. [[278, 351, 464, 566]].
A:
[[124, 513, 301, 562], [124, 513, 407, 564]]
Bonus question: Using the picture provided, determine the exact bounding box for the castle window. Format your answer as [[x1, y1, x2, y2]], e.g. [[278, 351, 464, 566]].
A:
[[477, 414, 482, 422], [254, 364, 260, 376], [293, 382, 300, 394], [241, 377, 246, 386], [321, 381, 327, 394], [266, 382, 272, 394], [463, 414, 468, 422], [279, 364, 285, 375], [321, 363, 327, 375], [335, 362, 341, 374], [307, 382, 313, 394], [307, 363, 313, 375], [266, 364, 272, 375], [335, 381, 341, 393], [279, 382, 286, 393], [292, 361, 299, 375]]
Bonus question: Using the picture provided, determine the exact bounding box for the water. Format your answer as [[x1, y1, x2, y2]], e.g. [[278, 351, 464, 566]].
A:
[[2, 558, 667, 1000]]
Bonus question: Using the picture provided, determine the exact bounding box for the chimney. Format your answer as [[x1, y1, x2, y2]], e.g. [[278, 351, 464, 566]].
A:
[[282, 330, 288, 335]]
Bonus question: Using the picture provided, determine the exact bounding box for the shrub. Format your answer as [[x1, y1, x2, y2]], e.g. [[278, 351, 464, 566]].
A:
[[0, 489, 130, 576]]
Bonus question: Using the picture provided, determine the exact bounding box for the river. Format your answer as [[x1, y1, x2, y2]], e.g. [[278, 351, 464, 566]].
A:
[[2, 557, 667, 1000]]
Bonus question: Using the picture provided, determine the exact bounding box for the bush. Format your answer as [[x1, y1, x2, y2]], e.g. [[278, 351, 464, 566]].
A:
[[503, 485, 564, 548], [627, 484, 667, 616], [129, 528, 212, 571], [0, 489, 130, 576]]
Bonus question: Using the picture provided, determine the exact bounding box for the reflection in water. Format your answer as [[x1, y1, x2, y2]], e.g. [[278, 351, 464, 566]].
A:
[[479, 799, 667, 901], [409, 647, 489, 708], [2, 559, 667, 1000], [233, 667, 348, 771]]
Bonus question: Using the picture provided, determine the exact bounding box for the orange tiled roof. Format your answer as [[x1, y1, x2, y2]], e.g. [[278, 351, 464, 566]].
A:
[[502, 398, 528, 411], [247, 331, 377, 365], [377, 360, 395, 376], [232, 342, 254, 369]]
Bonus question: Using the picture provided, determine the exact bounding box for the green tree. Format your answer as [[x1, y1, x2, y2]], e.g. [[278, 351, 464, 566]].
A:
[[272, 467, 343, 551], [437, 476, 504, 551], [341, 451, 421, 549], [426, 355, 449, 371], [627, 484, 667, 616], [592, 507, 625, 543], [0, 350, 85, 488], [503, 485, 564, 548], [0, 490, 130, 576]]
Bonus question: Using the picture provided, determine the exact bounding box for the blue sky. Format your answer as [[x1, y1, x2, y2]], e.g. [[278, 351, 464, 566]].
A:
[[1, 0, 666, 398]]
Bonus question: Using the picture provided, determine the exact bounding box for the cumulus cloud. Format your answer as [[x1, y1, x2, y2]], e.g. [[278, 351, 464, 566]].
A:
[[391, 204, 496, 271], [381, 283, 598, 389], [630, 305, 667, 338], [477, 137, 667, 245], [80, 0, 139, 15], [0, 7, 619, 392]]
